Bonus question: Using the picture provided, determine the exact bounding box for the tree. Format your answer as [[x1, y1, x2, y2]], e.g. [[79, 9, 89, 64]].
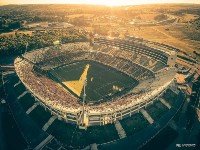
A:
[[8, 21, 21, 29]]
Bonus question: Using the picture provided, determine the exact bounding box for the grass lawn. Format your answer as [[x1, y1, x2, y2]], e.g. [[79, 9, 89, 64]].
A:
[[49, 60, 138, 104], [145, 100, 169, 121], [120, 113, 149, 136]]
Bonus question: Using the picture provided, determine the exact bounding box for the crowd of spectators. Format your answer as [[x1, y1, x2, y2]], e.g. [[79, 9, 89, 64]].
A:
[[14, 42, 174, 116], [15, 57, 82, 113], [94, 37, 169, 64], [28, 43, 158, 80], [23, 42, 90, 63], [15, 57, 171, 114]]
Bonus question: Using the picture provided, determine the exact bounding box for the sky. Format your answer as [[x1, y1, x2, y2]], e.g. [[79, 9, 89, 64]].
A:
[[0, 0, 200, 6]]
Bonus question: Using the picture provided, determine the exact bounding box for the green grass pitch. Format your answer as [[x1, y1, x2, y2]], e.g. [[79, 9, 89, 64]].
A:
[[48, 60, 139, 104]]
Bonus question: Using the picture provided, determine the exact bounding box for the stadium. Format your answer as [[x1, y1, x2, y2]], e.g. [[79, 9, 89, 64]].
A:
[[14, 35, 177, 128]]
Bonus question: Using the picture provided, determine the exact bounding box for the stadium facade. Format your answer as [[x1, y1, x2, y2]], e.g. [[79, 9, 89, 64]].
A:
[[14, 36, 178, 127]]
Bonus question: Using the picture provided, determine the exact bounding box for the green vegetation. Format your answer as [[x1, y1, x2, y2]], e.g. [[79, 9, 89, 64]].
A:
[[145, 100, 169, 121], [29, 105, 52, 128], [1, 4, 200, 61], [0, 29, 87, 58], [47, 119, 119, 148], [0, 20, 21, 32], [154, 14, 168, 21], [49, 60, 138, 103], [120, 113, 149, 136]]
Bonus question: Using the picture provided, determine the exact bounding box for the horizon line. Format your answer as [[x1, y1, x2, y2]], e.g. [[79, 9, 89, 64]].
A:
[[0, 2, 200, 6]]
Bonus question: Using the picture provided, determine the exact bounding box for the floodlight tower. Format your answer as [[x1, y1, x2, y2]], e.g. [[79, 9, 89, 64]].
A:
[[83, 78, 87, 115], [79, 78, 87, 130]]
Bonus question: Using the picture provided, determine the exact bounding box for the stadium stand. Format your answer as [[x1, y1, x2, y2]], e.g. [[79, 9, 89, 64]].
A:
[[15, 37, 177, 127]]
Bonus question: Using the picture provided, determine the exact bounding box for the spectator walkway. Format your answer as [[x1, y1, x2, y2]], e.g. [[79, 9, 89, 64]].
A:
[[159, 98, 171, 109], [114, 121, 127, 139], [90, 143, 98, 150], [14, 80, 21, 87], [140, 108, 154, 124], [26, 102, 39, 114], [17, 91, 29, 100], [42, 116, 57, 131], [42, 138, 66, 150], [1, 71, 15, 76], [33, 135, 53, 150]]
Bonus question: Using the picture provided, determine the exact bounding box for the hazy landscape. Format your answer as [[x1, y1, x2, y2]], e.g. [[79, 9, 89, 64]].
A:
[[0, 3, 200, 150], [1, 4, 200, 61]]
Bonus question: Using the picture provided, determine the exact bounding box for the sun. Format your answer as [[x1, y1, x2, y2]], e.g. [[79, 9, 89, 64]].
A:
[[83, 0, 127, 6], [104, 1, 121, 6]]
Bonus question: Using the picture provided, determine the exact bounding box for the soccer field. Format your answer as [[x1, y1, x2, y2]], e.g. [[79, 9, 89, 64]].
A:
[[48, 60, 139, 104]]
